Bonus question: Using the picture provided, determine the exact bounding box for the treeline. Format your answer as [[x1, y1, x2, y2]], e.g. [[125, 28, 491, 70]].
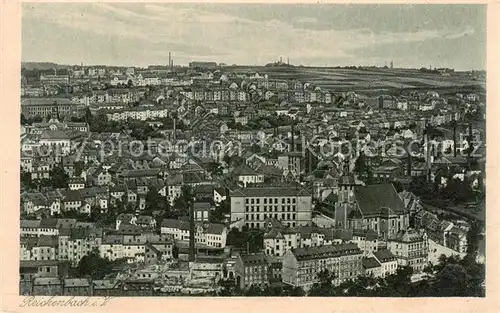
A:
[[217, 254, 484, 297]]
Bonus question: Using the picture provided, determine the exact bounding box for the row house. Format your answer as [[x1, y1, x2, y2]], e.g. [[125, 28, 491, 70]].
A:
[[20, 236, 58, 262], [106, 107, 168, 121], [160, 219, 228, 248], [58, 228, 103, 266], [263, 224, 351, 258], [282, 243, 363, 290]]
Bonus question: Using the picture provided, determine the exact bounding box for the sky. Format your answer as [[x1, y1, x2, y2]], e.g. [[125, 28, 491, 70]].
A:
[[22, 3, 486, 70]]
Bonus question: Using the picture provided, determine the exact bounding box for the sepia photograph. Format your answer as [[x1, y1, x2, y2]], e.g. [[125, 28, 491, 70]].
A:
[[18, 3, 486, 298]]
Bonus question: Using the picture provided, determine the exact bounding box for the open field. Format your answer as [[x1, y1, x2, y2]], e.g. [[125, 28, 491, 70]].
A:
[[224, 66, 485, 97]]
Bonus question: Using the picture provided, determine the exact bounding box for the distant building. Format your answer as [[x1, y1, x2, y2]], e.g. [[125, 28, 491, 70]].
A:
[[189, 62, 218, 70], [21, 98, 85, 118]]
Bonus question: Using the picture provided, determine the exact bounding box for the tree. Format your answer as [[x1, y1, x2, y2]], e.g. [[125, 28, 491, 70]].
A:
[[207, 162, 223, 178], [244, 285, 263, 296], [172, 245, 179, 259], [226, 227, 264, 253], [354, 152, 366, 176], [210, 198, 230, 223], [49, 164, 69, 188], [21, 113, 28, 125], [432, 263, 469, 296], [77, 248, 118, 280], [21, 167, 36, 189], [74, 161, 84, 177], [309, 269, 336, 296], [145, 186, 168, 211]]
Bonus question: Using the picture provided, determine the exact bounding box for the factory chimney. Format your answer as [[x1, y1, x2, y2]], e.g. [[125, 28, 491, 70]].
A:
[[169, 52, 171, 69], [173, 117, 177, 141], [406, 145, 412, 177], [188, 191, 196, 263], [453, 119, 457, 157]]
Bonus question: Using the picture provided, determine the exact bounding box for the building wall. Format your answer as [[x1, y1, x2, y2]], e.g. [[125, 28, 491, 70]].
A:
[[231, 194, 312, 230], [282, 250, 363, 290], [388, 236, 428, 273]]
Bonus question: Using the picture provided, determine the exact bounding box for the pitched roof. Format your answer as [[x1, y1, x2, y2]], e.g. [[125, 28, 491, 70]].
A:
[[290, 243, 361, 261], [232, 164, 260, 176], [205, 223, 225, 235], [230, 187, 311, 197], [388, 229, 426, 243], [37, 235, 59, 247], [161, 219, 190, 231], [240, 253, 268, 266], [362, 257, 381, 269], [373, 250, 397, 263], [21, 219, 41, 228], [353, 184, 406, 216]]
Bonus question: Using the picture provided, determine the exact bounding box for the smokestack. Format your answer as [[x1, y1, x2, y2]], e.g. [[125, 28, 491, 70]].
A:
[[280, 56, 282, 63], [453, 120, 457, 157], [173, 118, 176, 141], [169, 52, 171, 69], [467, 123, 473, 159], [189, 195, 196, 263], [424, 126, 430, 182], [407, 145, 412, 177]]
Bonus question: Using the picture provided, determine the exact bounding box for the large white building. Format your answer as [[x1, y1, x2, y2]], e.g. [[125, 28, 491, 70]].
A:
[[230, 187, 313, 229]]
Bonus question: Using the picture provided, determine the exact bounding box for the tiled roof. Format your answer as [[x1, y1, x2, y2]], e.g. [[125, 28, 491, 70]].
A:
[[205, 223, 225, 235], [37, 235, 59, 247], [388, 229, 426, 243], [240, 253, 268, 266], [230, 187, 311, 197], [291, 243, 361, 261], [20, 219, 41, 228], [362, 257, 381, 269], [373, 250, 396, 263], [161, 219, 190, 231], [353, 184, 406, 217]]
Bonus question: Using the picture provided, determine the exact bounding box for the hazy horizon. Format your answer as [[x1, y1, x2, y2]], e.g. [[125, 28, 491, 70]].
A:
[[22, 3, 486, 71]]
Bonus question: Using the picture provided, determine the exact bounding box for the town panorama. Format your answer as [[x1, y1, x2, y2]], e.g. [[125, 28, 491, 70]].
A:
[[20, 5, 485, 298]]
